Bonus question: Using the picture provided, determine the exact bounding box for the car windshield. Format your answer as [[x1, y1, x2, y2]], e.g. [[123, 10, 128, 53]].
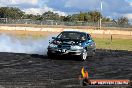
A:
[[57, 32, 86, 41]]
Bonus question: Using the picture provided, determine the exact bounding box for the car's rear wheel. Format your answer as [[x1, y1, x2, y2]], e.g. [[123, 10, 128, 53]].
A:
[[80, 49, 87, 61], [91, 49, 96, 58]]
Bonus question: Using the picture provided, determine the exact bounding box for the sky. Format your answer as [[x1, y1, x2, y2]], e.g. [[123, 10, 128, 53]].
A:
[[0, 0, 132, 20]]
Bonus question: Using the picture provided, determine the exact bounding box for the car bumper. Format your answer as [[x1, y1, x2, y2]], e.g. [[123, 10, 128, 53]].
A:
[[47, 48, 83, 55]]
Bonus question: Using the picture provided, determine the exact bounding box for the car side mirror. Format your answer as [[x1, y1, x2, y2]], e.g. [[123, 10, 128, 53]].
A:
[[52, 37, 56, 39]]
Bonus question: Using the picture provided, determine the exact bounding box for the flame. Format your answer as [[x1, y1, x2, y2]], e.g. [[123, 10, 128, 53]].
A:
[[81, 67, 89, 79]]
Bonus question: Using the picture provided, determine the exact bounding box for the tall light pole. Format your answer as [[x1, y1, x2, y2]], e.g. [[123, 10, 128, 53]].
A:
[[100, 0, 102, 29]]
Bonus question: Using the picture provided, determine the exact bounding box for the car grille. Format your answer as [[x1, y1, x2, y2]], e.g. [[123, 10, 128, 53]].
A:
[[58, 45, 71, 49]]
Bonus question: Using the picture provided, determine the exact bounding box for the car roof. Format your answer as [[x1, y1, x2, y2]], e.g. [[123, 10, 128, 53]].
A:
[[62, 31, 89, 35]]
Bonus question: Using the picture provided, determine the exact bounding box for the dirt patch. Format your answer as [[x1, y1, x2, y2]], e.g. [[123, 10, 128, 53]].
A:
[[0, 49, 131, 88], [0, 30, 58, 37], [0, 30, 132, 39]]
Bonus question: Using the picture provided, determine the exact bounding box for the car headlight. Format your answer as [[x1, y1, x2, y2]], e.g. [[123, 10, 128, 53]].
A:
[[71, 45, 83, 50], [49, 43, 58, 48], [78, 43, 82, 46]]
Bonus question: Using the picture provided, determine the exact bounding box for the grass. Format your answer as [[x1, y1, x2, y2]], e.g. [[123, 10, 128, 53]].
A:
[[94, 38, 132, 51]]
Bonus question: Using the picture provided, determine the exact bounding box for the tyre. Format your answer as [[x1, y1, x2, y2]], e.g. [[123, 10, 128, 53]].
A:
[[47, 52, 54, 59], [80, 49, 87, 61], [91, 49, 96, 58]]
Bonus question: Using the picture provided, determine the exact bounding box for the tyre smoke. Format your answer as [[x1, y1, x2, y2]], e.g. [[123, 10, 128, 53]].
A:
[[0, 34, 54, 55]]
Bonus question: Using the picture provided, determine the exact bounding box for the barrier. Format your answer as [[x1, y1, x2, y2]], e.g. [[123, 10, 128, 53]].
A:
[[0, 26, 132, 35]]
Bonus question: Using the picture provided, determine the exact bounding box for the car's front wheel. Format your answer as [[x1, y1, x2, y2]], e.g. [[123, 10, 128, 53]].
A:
[[80, 49, 87, 61], [92, 50, 96, 57], [47, 52, 54, 59]]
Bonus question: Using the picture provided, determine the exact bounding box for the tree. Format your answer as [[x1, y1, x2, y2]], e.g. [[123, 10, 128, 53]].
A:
[[102, 17, 111, 22], [62, 15, 72, 21], [0, 6, 116, 23], [42, 11, 59, 20], [89, 11, 102, 22], [61, 11, 103, 23], [83, 13, 91, 22], [117, 17, 129, 26], [78, 12, 85, 21], [71, 14, 79, 21], [0, 7, 24, 19], [77, 12, 91, 21]]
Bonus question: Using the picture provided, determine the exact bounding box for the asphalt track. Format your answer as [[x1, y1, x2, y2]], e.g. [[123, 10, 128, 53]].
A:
[[0, 49, 132, 88]]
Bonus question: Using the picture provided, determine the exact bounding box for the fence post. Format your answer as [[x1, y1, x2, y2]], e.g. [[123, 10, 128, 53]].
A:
[[111, 35, 113, 42]]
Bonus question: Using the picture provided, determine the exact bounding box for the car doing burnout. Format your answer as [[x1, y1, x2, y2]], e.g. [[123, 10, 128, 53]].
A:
[[47, 31, 96, 60]]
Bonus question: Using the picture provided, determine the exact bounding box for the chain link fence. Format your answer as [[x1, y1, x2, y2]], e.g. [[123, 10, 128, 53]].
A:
[[0, 19, 132, 28]]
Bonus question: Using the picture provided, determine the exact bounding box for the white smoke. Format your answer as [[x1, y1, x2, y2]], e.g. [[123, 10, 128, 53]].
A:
[[0, 34, 54, 55]]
